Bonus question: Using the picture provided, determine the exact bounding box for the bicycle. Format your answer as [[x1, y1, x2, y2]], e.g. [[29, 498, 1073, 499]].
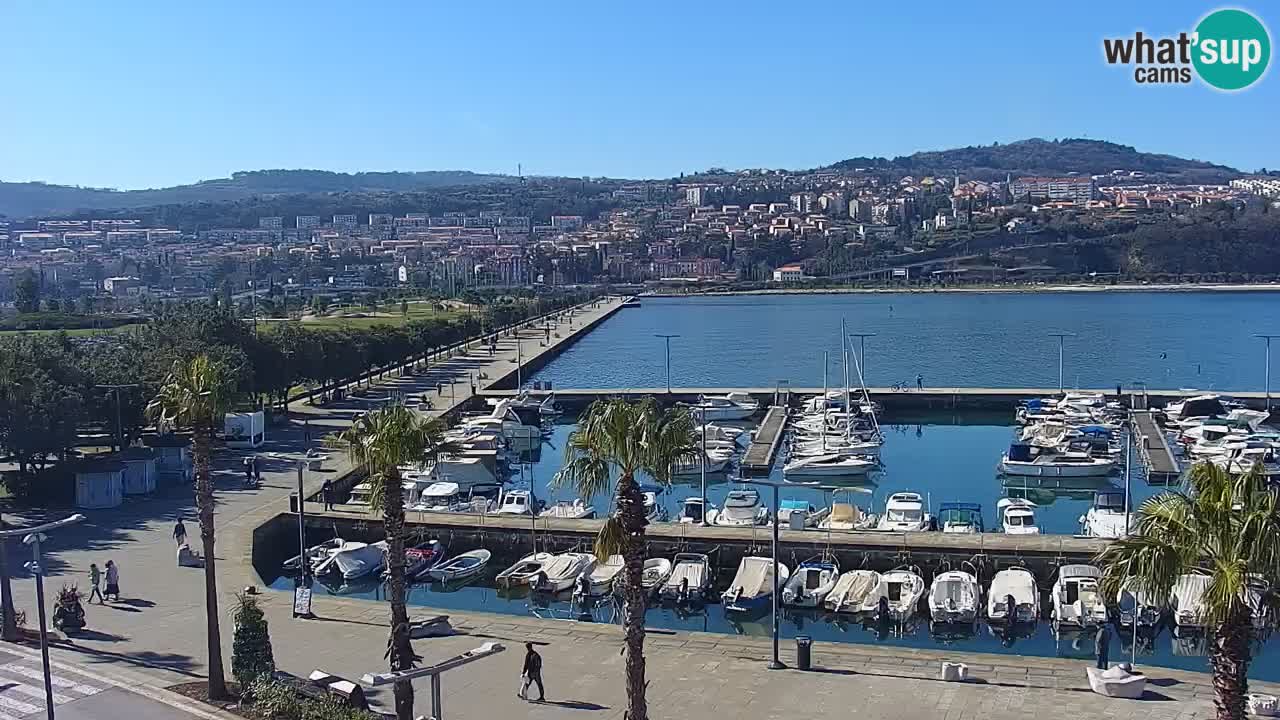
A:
[[891, 381, 912, 392]]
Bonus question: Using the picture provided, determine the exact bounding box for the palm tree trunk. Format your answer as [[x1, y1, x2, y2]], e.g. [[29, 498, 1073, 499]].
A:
[[1211, 605, 1252, 720], [193, 429, 228, 699], [616, 472, 649, 720], [382, 470, 415, 720]]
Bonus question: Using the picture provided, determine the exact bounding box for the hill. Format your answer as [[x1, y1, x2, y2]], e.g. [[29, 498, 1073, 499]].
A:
[[0, 169, 517, 219], [829, 138, 1240, 183]]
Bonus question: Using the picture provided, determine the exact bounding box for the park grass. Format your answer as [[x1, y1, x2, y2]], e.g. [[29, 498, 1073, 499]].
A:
[[0, 323, 143, 337], [294, 301, 466, 330]]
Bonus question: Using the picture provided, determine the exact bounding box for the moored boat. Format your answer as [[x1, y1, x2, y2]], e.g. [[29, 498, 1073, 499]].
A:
[[722, 556, 790, 613], [987, 567, 1039, 624], [928, 569, 981, 624], [495, 551, 555, 588], [825, 569, 883, 613], [782, 557, 839, 608], [425, 549, 491, 583], [1050, 564, 1107, 628], [660, 552, 712, 602]]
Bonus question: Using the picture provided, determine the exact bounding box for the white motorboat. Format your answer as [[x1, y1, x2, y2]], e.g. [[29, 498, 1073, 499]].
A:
[[676, 497, 716, 525], [776, 499, 830, 528], [817, 502, 877, 531], [1170, 573, 1212, 629], [346, 483, 375, 508], [999, 443, 1115, 477], [712, 489, 769, 527], [1115, 581, 1162, 629], [697, 423, 751, 447], [660, 552, 712, 602], [881, 567, 926, 620], [876, 492, 932, 532], [688, 392, 760, 421], [539, 498, 595, 519], [783, 453, 877, 478], [495, 551, 555, 588], [1079, 490, 1132, 539], [283, 538, 344, 573], [782, 558, 839, 608], [987, 567, 1039, 624], [928, 569, 981, 624], [825, 570, 884, 613], [494, 489, 540, 516], [673, 448, 733, 476], [937, 503, 984, 533], [641, 557, 674, 593], [722, 556, 790, 613], [997, 498, 1040, 534], [1051, 564, 1108, 628], [409, 481, 460, 512], [642, 491, 667, 522], [425, 549, 491, 583], [533, 552, 595, 593], [432, 456, 500, 488], [584, 555, 624, 595], [327, 541, 388, 580]]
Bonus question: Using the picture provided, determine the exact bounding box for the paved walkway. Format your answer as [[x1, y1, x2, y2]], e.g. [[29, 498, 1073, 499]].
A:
[[0, 294, 1264, 718]]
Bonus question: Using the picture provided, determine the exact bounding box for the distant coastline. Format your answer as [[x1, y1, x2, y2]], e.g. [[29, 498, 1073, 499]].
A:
[[644, 282, 1280, 298]]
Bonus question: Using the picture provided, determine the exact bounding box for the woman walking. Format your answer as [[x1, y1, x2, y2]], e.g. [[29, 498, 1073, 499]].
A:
[[104, 560, 121, 602]]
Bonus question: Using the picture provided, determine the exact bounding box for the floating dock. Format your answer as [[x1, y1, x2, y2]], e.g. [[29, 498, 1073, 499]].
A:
[[740, 406, 788, 476], [1131, 410, 1181, 482]]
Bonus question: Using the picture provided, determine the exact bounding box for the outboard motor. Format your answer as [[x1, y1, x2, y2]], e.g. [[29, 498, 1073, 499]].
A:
[[573, 572, 590, 603], [1006, 594, 1017, 622], [877, 595, 891, 624], [533, 570, 547, 593]]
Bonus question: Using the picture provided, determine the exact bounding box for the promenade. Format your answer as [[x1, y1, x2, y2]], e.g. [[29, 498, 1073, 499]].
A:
[[0, 293, 1263, 718]]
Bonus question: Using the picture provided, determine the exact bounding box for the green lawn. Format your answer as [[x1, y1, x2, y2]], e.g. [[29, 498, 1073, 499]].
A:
[[295, 301, 465, 330], [0, 323, 143, 337]]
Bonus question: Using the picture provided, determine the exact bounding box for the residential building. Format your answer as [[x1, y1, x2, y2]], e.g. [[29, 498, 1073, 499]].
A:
[[773, 264, 804, 282], [258, 216, 284, 230], [296, 215, 321, 230], [333, 214, 358, 228], [1009, 177, 1097, 204]]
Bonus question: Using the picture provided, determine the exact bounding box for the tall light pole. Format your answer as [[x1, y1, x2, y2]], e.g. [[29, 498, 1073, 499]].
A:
[[699, 405, 708, 527], [1255, 334, 1279, 411], [743, 480, 785, 670], [848, 333, 876, 385], [1048, 333, 1074, 394], [654, 334, 680, 394]]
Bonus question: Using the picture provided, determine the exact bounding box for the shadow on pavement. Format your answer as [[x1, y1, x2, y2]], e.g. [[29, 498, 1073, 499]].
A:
[[56, 644, 203, 679], [534, 700, 610, 711]]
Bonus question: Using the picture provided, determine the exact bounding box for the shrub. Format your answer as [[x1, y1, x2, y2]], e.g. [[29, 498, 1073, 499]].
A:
[[245, 677, 381, 720], [231, 594, 275, 691]]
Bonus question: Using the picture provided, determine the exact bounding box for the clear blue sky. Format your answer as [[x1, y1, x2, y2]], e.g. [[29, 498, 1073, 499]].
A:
[[1, 1, 1276, 189]]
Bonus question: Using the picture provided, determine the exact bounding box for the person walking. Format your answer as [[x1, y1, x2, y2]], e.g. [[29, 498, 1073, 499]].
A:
[[322, 479, 334, 511], [87, 563, 104, 604], [243, 456, 254, 486], [519, 642, 545, 702], [173, 518, 187, 547], [915, 373, 924, 391], [104, 560, 121, 602], [1095, 624, 1111, 670]]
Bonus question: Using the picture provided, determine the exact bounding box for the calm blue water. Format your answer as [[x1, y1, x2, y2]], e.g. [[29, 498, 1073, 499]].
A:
[[531, 292, 1280, 390]]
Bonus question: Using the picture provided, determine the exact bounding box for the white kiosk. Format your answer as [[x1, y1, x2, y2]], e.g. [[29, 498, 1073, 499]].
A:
[[224, 411, 265, 449], [75, 459, 125, 509]]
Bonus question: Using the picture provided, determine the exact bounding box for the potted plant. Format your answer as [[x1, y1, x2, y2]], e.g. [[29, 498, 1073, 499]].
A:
[[52, 585, 85, 634]]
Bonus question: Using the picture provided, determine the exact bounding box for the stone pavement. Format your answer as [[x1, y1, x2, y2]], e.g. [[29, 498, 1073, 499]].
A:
[[0, 293, 1263, 718]]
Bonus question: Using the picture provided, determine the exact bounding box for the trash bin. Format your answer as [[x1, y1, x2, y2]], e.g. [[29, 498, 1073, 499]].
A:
[[789, 510, 807, 531], [796, 635, 812, 671]]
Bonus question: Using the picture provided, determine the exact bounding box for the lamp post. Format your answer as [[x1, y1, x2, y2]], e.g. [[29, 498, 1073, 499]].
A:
[[848, 333, 876, 385], [1255, 334, 1279, 411], [654, 334, 680, 394], [699, 405, 708, 527], [1048, 333, 1074, 394], [362, 641, 506, 720], [742, 479, 785, 670], [6, 514, 86, 720]]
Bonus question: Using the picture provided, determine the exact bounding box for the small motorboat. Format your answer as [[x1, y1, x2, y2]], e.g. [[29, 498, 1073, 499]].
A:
[[426, 549, 491, 583], [686, 392, 760, 421], [396, 539, 445, 580], [876, 492, 932, 532], [782, 557, 839, 608], [1170, 573, 1212, 630], [283, 538, 344, 573], [584, 555, 624, 595], [495, 551, 555, 588], [987, 567, 1039, 624], [825, 570, 883, 613], [928, 569, 981, 624], [776, 499, 830, 528], [641, 557, 673, 594], [937, 502, 984, 534], [817, 502, 877, 531], [672, 448, 734, 476], [1115, 581, 1162, 629], [997, 498, 1040, 534], [660, 553, 712, 602], [323, 541, 388, 580], [722, 556, 790, 613], [409, 481, 460, 512], [1079, 490, 1132, 539], [881, 567, 926, 621], [783, 453, 877, 478], [712, 489, 769, 527], [676, 497, 716, 525], [539, 499, 595, 519], [533, 552, 595, 593], [494, 489, 540, 516], [1051, 564, 1108, 628]]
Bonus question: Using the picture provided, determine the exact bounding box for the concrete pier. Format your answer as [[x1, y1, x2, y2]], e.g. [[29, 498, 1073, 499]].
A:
[[1131, 410, 1181, 482], [740, 405, 788, 475]]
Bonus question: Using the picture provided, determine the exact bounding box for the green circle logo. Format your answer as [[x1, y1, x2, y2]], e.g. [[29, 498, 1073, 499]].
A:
[[1193, 8, 1271, 90]]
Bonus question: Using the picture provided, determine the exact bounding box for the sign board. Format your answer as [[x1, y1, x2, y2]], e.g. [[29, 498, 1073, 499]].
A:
[[293, 585, 313, 617]]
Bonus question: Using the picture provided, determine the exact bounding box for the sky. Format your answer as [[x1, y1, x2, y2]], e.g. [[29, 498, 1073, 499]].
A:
[[1, 0, 1277, 189]]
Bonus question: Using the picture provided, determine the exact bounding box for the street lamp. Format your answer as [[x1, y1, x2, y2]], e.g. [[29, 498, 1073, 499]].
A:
[[739, 479, 785, 670], [654, 334, 680, 394], [5, 514, 86, 720], [362, 641, 505, 720], [1255, 334, 1280, 410], [1048, 333, 1074, 394]]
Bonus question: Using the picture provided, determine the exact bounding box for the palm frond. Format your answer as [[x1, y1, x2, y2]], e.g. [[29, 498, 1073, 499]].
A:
[[594, 517, 627, 562]]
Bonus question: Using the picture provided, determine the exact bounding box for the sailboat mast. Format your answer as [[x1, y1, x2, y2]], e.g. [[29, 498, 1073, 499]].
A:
[[822, 350, 829, 453]]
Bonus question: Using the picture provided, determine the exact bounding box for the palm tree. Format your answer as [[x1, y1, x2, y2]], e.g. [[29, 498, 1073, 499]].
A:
[[334, 405, 454, 720], [555, 398, 696, 720], [1098, 462, 1280, 720], [146, 354, 234, 700]]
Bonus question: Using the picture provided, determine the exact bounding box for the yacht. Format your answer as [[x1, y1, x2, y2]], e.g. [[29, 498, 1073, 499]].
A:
[[782, 557, 840, 608], [987, 567, 1039, 624], [783, 453, 877, 478], [1050, 564, 1108, 628], [722, 556, 790, 613], [494, 489, 540, 516], [672, 448, 733, 476], [688, 392, 761, 421], [998, 443, 1115, 477], [825, 570, 884, 613], [409, 481, 461, 512], [712, 489, 769, 527], [996, 498, 1040, 534], [937, 503, 984, 533], [876, 492, 931, 532], [791, 437, 882, 458], [1079, 490, 1132, 539], [928, 569, 981, 624]]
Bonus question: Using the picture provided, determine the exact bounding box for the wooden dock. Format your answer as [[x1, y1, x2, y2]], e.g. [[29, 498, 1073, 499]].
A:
[[1131, 410, 1181, 482], [740, 405, 788, 476]]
